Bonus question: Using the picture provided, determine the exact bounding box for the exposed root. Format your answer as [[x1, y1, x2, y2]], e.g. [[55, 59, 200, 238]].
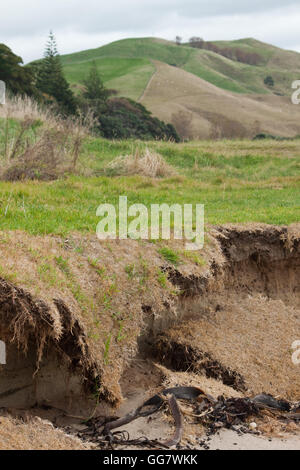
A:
[[0, 277, 98, 391]]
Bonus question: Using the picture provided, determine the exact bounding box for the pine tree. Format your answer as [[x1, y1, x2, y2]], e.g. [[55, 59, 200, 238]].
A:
[[83, 62, 108, 101], [36, 31, 77, 115], [81, 62, 110, 112]]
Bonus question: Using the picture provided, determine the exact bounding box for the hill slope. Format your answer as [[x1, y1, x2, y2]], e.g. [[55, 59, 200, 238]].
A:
[[60, 37, 300, 138], [140, 61, 300, 139], [61, 37, 300, 96]]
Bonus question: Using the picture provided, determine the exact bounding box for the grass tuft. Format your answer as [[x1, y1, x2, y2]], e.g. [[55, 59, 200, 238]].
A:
[[159, 247, 180, 266], [104, 148, 176, 178]]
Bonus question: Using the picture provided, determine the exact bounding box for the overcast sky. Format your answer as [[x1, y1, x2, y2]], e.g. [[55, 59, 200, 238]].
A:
[[1, 0, 300, 62]]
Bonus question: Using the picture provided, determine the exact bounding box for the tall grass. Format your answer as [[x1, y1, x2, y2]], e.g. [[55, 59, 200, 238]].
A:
[[0, 96, 95, 180], [0, 95, 55, 123]]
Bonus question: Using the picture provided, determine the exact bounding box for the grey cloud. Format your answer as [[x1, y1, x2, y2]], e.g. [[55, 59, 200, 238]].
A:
[[1, 0, 300, 61], [1, 0, 299, 36]]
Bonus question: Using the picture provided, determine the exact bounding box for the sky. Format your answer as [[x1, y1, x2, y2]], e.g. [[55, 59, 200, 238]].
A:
[[1, 0, 300, 63]]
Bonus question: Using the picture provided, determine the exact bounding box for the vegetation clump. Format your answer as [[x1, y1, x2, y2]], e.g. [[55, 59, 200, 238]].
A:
[[79, 62, 179, 141], [159, 247, 180, 266], [105, 148, 176, 178], [0, 44, 37, 97], [264, 75, 274, 87], [0, 98, 93, 181], [98, 97, 179, 141]]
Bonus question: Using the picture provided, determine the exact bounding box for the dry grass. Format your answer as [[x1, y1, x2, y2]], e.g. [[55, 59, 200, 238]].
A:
[[0, 415, 92, 450], [105, 148, 176, 177], [0, 231, 183, 406], [0, 95, 55, 124], [171, 110, 195, 141], [157, 294, 300, 400], [158, 365, 242, 399], [0, 225, 299, 411], [0, 96, 94, 181], [141, 61, 300, 139]]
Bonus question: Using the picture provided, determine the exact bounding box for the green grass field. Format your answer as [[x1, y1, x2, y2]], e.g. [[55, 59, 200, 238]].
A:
[[64, 57, 155, 100], [0, 129, 299, 236]]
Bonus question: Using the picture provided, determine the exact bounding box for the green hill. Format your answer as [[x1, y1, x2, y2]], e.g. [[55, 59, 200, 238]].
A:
[[61, 37, 300, 97], [58, 37, 300, 139], [63, 56, 155, 101]]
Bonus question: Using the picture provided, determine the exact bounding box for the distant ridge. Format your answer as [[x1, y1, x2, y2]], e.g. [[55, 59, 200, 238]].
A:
[[59, 37, 300, 138]]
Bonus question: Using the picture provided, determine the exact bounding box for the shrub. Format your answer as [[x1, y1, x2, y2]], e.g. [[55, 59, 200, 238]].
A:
[[104, 148, 176, 178], [98, 98, 180, 142], [264, 76, 274, 87], [0, 96, 94, 181]]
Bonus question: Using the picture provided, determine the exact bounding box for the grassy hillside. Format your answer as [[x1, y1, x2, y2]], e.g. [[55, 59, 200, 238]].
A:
[[64, 56, 155, 101], [59, 37, 300, 139], [61, 37, 300, 97], [140, 61, 300, 140]]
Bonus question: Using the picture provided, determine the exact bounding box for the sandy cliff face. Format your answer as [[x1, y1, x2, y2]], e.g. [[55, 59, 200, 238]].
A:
[[0, 224, 299, 414]]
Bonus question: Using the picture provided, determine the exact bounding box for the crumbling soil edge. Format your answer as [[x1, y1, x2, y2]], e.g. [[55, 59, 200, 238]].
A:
[[0, 278, 99, 395], [138, 224, 300, 394], [0, 224, 299, 411]]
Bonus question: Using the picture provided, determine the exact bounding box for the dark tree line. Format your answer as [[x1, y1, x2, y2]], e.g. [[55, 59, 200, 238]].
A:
[[0, 33, 179, 142], [0, 44, 36, 96]]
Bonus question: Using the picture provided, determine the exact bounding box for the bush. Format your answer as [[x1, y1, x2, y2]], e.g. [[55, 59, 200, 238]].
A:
[[98, 98, 180, 142], [253, 133, 296, 141], [264, 76, 274, 87], [78, 62, 180, 142], [0, 97, 93, 181], [104, 148, 176, 178]]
